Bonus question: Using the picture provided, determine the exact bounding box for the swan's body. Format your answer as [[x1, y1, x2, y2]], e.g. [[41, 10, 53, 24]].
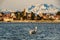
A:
[[29, 27, 37, 35]]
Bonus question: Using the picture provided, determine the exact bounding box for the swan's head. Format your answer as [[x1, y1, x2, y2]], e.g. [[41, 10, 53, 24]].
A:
[[35, 26, 37, 29], [35, 26, 37, 31]]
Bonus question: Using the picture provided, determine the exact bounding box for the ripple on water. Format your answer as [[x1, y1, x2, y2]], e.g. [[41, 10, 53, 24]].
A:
[[0, 22, 60, 40]]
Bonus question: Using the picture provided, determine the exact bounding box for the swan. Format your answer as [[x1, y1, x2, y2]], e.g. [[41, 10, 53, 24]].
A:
[[29, 26, 37, 35]]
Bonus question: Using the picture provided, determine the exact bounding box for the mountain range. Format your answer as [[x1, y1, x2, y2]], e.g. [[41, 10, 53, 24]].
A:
[[27, 4, 60, 14]]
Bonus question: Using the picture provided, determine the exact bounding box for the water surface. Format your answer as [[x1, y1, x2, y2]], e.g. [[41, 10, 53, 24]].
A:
[[0, 22, 60, 40]]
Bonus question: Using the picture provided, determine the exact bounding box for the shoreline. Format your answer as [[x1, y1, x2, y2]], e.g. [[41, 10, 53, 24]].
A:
[[0, 20, 60, 23]]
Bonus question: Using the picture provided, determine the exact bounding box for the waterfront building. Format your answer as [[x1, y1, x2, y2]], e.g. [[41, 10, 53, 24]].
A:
[[55, 15, 60, 20], [3, 17, 13, 22], [43, 13, 50, 20], [38, 12, 43, 17], [11, 12, 16, 20], [36, 12, 43, 20]]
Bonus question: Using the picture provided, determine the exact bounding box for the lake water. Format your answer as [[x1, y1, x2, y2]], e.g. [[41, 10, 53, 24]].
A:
[[0, 22, 60, 40]]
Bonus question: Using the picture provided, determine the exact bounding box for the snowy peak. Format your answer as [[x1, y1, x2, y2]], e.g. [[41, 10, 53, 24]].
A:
[[27, 4, 59, 14], [28, 5, 35, 10]]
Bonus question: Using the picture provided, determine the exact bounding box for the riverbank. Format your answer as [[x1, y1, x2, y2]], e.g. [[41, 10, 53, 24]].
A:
[[0, 20, 60, 23]]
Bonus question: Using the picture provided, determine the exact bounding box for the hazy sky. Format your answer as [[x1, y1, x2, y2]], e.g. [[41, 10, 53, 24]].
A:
[[0, 0, 60, 10]]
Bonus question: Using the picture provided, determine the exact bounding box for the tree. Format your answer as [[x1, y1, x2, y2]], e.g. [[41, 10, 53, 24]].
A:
[[56, 11, 60, 15], [15, 11, 21, 20], [31, 12, 35, 20]]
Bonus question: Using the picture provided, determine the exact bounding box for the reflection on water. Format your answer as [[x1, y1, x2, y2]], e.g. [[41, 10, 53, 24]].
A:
[[0, 22, 60, 40]]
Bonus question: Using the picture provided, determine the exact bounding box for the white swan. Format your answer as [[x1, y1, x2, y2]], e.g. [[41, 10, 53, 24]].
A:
[[29, 26, 37, 35]]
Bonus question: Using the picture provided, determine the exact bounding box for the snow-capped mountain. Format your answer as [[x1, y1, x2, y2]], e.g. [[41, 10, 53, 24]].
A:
[[27, 4, 59, 14]]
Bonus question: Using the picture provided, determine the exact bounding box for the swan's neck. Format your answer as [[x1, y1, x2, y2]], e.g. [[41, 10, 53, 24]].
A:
[[34, 27, 37, 32]]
